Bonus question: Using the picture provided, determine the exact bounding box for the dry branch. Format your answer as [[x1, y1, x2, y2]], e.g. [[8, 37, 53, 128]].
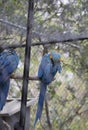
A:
[[0, 19, 41, 39]]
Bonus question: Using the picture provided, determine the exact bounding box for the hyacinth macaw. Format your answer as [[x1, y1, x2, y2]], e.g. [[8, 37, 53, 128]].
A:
[[0, 49, 19, 110], [34, 52, 62, 127]]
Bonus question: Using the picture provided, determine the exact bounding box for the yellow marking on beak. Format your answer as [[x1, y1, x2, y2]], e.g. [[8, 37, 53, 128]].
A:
[[60, 58, 63, 62]]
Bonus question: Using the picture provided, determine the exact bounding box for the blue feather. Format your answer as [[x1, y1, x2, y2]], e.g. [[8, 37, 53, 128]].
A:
[[34, 82, 47, 127], [34, 52, 62, 127], [0, 49, 19, 110]]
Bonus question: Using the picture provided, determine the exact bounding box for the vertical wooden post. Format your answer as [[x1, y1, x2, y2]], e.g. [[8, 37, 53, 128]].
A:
[[20, 0, 34, 129], [14, 0, 34, 130]]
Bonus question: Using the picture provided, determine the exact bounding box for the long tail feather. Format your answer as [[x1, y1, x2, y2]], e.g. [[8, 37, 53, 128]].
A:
[[0, 79, 10, 110], [34, 82, 47, 127]]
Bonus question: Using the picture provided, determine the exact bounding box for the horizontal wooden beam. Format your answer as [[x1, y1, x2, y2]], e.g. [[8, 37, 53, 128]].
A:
[[11, 75, 39, 81], [0, 33, 88, 50]]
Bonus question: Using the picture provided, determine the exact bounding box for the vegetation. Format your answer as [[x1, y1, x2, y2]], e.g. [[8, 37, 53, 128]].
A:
[[0, 0, 88, 130]]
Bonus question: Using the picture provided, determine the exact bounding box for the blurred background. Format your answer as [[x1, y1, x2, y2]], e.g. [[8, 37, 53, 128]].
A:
[[0, 0, 88, 130]]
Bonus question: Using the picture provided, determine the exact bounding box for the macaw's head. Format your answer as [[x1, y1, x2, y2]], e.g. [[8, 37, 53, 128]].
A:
[[49, 52, 62, 73]]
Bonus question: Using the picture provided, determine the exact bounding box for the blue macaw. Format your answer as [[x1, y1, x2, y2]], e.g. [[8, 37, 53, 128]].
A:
[[0, 49, 19, 110], [34, 52, 62, 127]]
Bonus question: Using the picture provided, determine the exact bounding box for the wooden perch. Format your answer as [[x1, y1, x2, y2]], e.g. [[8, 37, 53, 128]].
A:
[[11, 74, 39, 81], [10, 61, 71, 81]]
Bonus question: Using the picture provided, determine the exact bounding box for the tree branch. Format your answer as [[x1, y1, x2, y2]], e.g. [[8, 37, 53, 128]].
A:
[[45, 98, 53, 130], [59, 88, 88, 129], [0, 37, 13, 40], [0, 19, 88, 50], [0, 19, 26, 31], [0, 19, 41, 39]]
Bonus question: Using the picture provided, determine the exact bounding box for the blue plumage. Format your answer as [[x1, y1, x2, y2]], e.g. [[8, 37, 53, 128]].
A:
[[34, 52, 62, 127], [0, 49, 19, 110]]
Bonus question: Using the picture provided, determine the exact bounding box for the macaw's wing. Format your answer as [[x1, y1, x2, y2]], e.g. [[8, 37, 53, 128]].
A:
[[0, 49, 19, 110], [38, 64, 43, 79], [0, 50, 19, 83], [38, 55, 52, 81], [38, 55, 49, 79]]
